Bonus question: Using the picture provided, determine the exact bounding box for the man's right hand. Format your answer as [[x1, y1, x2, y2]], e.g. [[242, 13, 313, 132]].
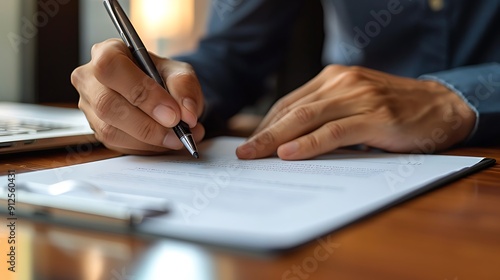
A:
[[71, 39, 205, 155]]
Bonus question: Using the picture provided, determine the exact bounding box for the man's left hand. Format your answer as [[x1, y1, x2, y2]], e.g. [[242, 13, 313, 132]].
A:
[[236, 65, 476, 160]]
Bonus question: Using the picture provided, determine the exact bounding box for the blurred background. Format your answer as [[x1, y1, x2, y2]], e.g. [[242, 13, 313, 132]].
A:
[[0, 0, 211, 104], [0, 0, 324, 134]]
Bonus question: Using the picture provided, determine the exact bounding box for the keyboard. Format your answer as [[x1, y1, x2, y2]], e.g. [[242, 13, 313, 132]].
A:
[[0, 119, 70, 137]]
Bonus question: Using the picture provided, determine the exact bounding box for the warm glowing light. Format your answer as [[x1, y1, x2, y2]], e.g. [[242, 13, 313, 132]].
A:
[[131, 0, 194, 52]]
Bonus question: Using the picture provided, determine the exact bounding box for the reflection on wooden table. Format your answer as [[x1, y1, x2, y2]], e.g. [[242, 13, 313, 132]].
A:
[[0, 144, 499, 280]]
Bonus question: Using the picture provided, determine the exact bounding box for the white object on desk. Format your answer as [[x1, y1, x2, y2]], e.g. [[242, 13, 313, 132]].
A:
[[0, 137, 493, 250]]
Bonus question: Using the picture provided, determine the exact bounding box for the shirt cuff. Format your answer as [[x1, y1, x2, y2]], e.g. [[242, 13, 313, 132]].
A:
[[418, 75, 479, 144]]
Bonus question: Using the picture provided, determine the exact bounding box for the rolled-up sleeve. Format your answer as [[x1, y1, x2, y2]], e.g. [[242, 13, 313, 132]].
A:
[[420, 63, 500, 146]]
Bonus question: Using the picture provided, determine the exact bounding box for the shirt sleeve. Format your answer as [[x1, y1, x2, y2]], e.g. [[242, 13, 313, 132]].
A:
[[420, 63, 500, 146], [174, 0, 304, 134]]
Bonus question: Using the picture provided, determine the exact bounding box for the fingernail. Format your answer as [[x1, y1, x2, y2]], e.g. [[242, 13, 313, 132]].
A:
[[153, 105, 177, 127], [279, 141, 300, 157], [237, 143, 257, 159], [162, 131, 183, 149]]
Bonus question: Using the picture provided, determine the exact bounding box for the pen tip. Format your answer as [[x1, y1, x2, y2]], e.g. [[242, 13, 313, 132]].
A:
[[193, 152, 199, 159]]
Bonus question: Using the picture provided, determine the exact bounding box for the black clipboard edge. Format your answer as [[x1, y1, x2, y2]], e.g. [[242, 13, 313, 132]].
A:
[[277, 157, 497, 253]]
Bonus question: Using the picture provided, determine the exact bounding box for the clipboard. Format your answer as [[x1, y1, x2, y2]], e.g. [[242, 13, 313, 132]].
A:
[[0, 137, 496, 250], [1, 180, 169, 227]]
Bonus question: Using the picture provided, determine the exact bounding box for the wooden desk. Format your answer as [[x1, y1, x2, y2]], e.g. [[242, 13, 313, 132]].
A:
[[1, 145, 499, 280]]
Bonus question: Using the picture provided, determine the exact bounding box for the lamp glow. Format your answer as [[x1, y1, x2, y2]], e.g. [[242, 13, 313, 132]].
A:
[[131, 0, 194, 53]]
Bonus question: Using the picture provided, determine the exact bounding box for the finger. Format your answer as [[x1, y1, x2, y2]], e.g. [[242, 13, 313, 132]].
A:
[[78, 97, 175, 152], [150, 54, 205, 116], [235, 96, 360, 159], [91, 39, 181, 128], [161, 122, 206, 150], [71, 63, 95, 103], [239, 82, 380, 160], [254, 65, 386, 135], [82, 90, 205, 152], [104, 124, 205, 155], [277, 115, 373, 160], [160, 59, 204, 128], [76, 68, 206, 152], [254, 72, 328, 134], [79, 75, 184, 149], [273, 65, 353, 109], [254, 65, 353, 134]]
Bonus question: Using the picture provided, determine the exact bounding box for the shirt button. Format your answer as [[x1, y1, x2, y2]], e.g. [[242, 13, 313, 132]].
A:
[[428, 0, 444, 11]]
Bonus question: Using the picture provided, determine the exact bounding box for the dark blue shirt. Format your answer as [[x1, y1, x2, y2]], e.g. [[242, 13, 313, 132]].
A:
[[176, 0, 500, 146]]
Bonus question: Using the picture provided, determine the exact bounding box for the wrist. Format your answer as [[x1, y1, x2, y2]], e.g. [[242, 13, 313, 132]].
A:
[[424, 80, 476, 146]]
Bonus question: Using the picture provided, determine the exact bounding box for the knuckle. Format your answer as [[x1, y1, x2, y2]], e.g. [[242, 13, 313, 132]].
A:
[[92, 51, 119, 80], [164, 65, 202, 101], [166, 60, 195, 74], [94, 88, 133, 122], [91, 44, 126, 81], [305, 134, 323, 152], [94, 90, 116, 120], [167, 69, 199, 90], [71, 65, 93, 93], [70, 67, 83, 88], [171, 72, 198, 90], [178, 61, 195, 72], [90, 42, 101, 57], [292, 106, 316, 124], [91, 39, 123, 58], [270, 98, 285, 113], [359, 84, 381, 96], [77, 99, 84, 111], [255, 130, 277, 147], [97, 123, 118, 144], [161, 61, 195, 78], [348, 66, 364, 73], [129, 79, 150, 107], [357, 84, 385, 103], [323, 64, 343, 75], [270, 98, 291, 118], [339, 67, 365, 84], [324, 122, 347, 141], [136, 121, 160, 143]]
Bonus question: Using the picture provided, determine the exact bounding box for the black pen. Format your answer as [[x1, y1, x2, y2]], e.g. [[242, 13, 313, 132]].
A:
[[103, 0, 199, 158]]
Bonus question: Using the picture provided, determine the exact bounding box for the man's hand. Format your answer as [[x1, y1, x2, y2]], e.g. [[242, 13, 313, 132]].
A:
[[71, 39, 205, 154], [236, 65, 476, 160]]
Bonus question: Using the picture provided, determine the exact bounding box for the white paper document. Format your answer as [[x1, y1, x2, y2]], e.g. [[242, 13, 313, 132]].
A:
[[1, 137, 493, 249]]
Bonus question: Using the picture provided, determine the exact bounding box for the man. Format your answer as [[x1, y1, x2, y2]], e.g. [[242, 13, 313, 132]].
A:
[[71, 0, 500, 160]]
